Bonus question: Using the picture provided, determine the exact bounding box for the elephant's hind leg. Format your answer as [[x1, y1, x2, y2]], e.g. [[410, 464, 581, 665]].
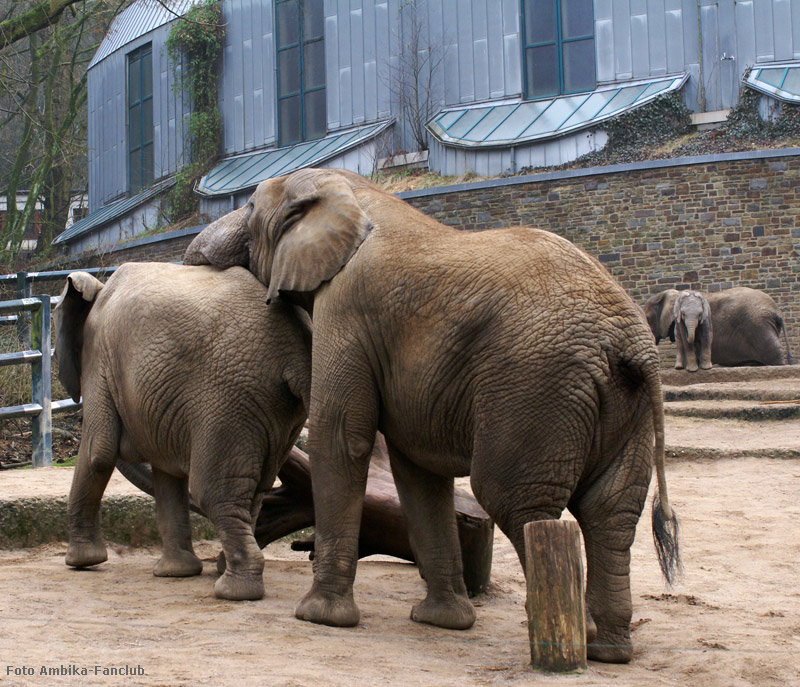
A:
[[386, 442, 475, 630], [189, 442, 264, 601], [152, 469, 202, 577], [568, 432, 652, 664]]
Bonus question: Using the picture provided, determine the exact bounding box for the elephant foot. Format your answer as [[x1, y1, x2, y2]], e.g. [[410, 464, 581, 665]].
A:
[[154, 549, 203, 577], [687, 364, 699, 373], [65, 540, 107, 568], [700, 362, 712, 370], [214, 570, 264, 601], [295, 585, 361, 627], [673, 362, 685, 370], [410, 592, 476, 630], [587, 632, 633, 664]]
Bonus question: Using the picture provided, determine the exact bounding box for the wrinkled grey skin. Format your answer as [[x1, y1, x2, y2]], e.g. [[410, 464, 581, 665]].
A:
[[55, 263, 311, 601], [184, 168, 679, 664], [644, 287, 793, 366], [672, 290, 713, 372]]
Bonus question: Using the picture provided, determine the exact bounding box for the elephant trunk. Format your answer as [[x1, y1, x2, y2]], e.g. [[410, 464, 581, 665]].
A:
[[684, 318, 698, 344]]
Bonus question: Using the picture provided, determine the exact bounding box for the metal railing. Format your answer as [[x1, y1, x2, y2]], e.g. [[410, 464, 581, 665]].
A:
[[0, 268, 117, 467]]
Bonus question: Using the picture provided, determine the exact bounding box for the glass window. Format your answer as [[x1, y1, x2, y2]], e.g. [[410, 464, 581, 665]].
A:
[[127, 44, 154, 194], [276, 0, 326, 146], [522, 0, 595, 99]]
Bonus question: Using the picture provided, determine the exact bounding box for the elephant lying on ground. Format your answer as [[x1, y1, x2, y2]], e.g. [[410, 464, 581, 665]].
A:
[[55, 263, 311, 600], [184, 167, 680, 664], [672, 290, 713, 372], [644, 287, 793, 366]]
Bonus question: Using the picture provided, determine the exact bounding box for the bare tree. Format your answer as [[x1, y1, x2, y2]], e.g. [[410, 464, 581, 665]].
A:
[[384, 0, 445, 154]]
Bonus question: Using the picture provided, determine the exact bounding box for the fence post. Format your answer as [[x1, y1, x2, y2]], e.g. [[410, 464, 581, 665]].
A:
[[30, 296, 52, 467], [15, 270, 30, 344]]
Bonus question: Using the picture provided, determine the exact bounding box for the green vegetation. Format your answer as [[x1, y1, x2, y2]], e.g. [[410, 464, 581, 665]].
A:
[[164, 0, 225, 224]]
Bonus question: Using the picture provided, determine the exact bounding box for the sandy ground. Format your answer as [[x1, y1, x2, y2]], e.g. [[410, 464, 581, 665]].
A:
[[1, 454, 799, 687]]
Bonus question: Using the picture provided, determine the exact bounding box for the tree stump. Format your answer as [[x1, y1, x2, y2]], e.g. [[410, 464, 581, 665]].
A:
[[116, 432, 494, 596], [524, 519, 586, 672]]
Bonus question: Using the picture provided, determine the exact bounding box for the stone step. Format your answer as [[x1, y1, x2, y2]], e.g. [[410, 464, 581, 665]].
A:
[[660, 364, 800, 387], [664, 399, 800, 421], [663, 378, 800, 402], [664, 415, 800, 457]]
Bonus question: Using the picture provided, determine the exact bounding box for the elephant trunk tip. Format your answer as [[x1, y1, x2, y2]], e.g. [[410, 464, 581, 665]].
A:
[[651, 493, 681, 587]]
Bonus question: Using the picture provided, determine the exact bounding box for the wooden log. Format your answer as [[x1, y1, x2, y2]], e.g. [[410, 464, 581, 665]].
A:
[[524, 520, 586, 673]]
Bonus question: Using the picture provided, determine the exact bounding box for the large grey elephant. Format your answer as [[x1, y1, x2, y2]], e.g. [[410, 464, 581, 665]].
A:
[[644, 287, 793, 366], [184, 168, 680, 664], [672, 290, 713, 372], [55, 263, 311, 601]]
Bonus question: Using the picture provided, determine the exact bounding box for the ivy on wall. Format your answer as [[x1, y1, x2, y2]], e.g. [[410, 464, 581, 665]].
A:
[[165, 0, 224, 224]]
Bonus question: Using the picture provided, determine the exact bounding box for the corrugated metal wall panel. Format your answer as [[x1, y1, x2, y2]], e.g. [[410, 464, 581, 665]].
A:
[[613, 0, 634, 79], [773, 0, 794, 61], [351, 3, 367, 124], [735, 1, 757, 71], [219, 0, 275, 155], [755, 1, 776, 61], [646, 0, 667, 76]]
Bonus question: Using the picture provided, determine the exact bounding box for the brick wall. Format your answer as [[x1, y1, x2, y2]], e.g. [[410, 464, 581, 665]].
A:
[[60, 149, 800, 359], [399, 150, 800, 359]]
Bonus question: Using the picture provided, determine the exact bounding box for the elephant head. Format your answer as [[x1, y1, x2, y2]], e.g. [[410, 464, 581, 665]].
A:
[[54, 271, 105, 402], [184, 169, 372, 304], [643, 289, 679, 344], [673, 290, 710, 345]]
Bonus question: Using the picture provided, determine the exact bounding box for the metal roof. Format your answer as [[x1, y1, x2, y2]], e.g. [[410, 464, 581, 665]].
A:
[[744, 62, 800, 103], [52, 178, 175, 245], [426, 75, 689, 149], [88, 0, 201, 70], [196, 120, 394, 196]]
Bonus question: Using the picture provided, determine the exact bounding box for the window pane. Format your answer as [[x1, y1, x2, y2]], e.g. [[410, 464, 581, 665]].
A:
[[279, 95, 301, 146], [278, 47, 300, 96], [142, 144, 154, 187], [526, 45, 558, 98], [141, 48, 153, 97], [128, 56, 141, 103], [302, 0, 324, 41], [561, 0, 593, 39], [142, 99, 154, 144], [524, 0, 555, 45], [129, 103, 141, 149], [303, 40, 325, 90], [304, 88, 326, 140], [563, 38, 596, 93], [129, 151, 142, 192], [276, 0, 299, 48]]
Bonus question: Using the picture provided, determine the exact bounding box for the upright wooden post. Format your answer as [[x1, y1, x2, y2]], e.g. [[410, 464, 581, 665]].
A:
[[524, 519, 587, 672]]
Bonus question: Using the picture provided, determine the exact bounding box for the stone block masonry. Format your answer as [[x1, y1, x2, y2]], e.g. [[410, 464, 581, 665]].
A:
[[399, 149, 800, 360], [58, 149, 800, 359]]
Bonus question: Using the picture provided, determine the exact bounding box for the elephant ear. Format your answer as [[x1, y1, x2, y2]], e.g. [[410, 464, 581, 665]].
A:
[[54, 272, 104, 402], [266, 170, 372, 304]]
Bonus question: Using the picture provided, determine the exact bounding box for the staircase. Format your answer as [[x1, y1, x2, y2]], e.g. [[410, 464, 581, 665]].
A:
[[661, 366, 800, 460]]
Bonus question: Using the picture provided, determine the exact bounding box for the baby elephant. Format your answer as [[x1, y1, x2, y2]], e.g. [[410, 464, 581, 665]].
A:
[[673, 290, 713, 372], [55, 263, 311, 600]]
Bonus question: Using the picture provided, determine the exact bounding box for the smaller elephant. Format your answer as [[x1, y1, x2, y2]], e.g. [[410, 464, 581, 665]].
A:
[[672, 290, 712, 372], [55, 263, 311, 601], [644, 287, 793, 366]]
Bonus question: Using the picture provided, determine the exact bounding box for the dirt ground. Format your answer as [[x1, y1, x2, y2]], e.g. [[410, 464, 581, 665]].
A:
[[1, 453, 799, 687]]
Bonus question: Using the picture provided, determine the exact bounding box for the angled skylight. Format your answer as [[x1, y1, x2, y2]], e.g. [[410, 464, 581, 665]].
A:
[[744, 62, 800, 103], [427, 74, 688, 148], [196, 120, 393, 197]]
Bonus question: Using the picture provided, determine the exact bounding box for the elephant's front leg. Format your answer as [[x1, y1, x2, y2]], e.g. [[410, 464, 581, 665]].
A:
[[386, 442, 475, 630], [698, 328, 713, 370], [152, 468, 202, 577], [295, 397, 376, 626], [65, 434, 116, 568], [674, 328, 687, 370]]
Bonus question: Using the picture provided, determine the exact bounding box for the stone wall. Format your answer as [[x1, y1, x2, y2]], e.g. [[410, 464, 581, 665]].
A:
[[399, 149, 800, 359], [59, 148, 800, 359]]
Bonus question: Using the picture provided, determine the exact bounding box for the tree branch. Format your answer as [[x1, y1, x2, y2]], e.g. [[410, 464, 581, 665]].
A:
[[0, 1, 84, 51]]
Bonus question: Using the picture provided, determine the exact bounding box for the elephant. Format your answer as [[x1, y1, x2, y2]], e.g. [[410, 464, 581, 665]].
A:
[[644, 287, 793, 366], [672, 290, 713, 372], [184, 167, 680, 664], [55, 262, 311, 601]]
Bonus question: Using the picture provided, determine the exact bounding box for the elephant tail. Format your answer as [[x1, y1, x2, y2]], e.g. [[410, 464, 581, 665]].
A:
[[777, 314, 794, 365], [643, 360, 682, 586], [54, 272, 105, 403]]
